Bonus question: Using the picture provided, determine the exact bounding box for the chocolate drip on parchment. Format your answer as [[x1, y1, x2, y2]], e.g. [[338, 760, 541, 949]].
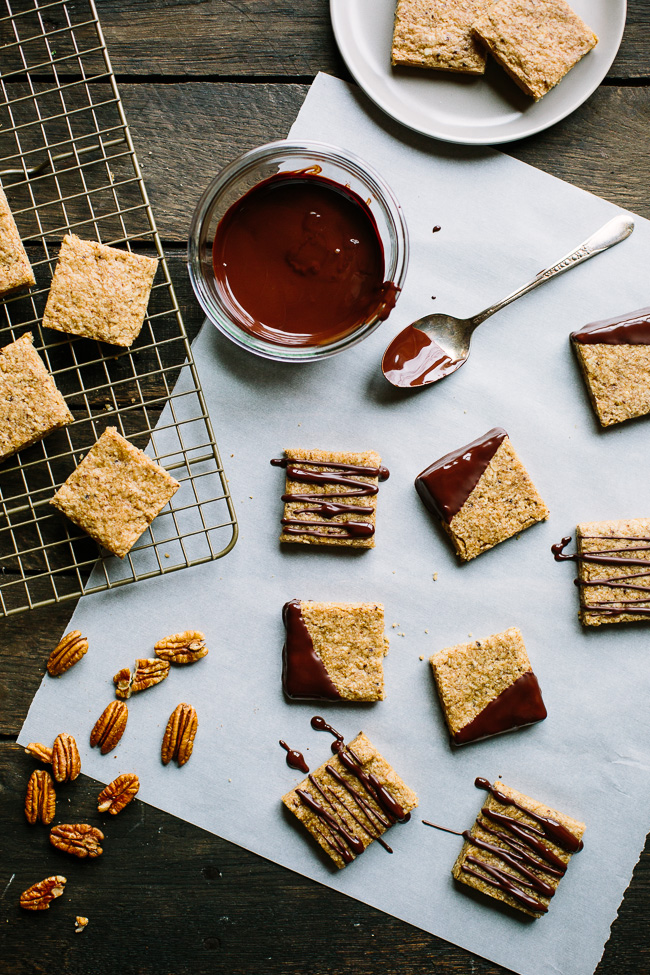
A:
[[272, 456, 389, 541], [279, 739, 309, 773], [293, 717, 409, 863], [553, 534, 650, 619]]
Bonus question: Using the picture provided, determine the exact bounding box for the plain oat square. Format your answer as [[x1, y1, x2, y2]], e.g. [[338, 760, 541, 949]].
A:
[[392, 0, 490, 74], [575, 518, 650, 627], [50, 426, 179, 558], [0, 186, 36, 298], [452, 779, 585, 917], [0, 332, 73, 463], [277, 447, 385, 549], [282, 732, 418, 868], [473, 0, 598, 100], [282, 600, 388, 701], [42, 235, 158, 347], [571, 307, 650, 427], [415, 428, 548, 561], [430, 627, 546, 745]]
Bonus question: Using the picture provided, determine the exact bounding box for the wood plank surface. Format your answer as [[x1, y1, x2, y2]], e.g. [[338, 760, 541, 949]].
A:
[[2, 1, 650, 974], [18, 0, 646, 81]]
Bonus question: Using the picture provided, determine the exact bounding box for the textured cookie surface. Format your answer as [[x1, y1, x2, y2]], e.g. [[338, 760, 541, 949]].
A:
[[0, 187, 35, 297], [283, 732, 418, 868], [473, 0, 598, 99], [392, 0, 490, 74], [0, 332, 73, 462], [430, 627, 546, 743], [42, 235, 158, 347], [51, 426, 179, 558]]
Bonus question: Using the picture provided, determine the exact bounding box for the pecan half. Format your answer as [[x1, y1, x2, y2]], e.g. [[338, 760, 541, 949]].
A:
[[24, 742, 53, 764], [20, 875, 66, 910], [97, 773, 140, 815], [46, 630, 89, 677], [161, 703, 198, 767], [113, 666, 132, 700], [52, 733, 81, 783], [25, 769, 56, 825], [90, 700, 128, 755], [155, 630, 208, 665], [131, 657, 170, 694], [50, 823, 104, 859]]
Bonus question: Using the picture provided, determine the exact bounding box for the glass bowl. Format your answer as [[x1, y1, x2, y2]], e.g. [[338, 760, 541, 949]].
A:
[[187, 140, 409, 363]]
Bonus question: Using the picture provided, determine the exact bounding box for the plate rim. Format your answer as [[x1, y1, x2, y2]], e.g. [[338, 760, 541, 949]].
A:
[[329, 0, 628, 146]]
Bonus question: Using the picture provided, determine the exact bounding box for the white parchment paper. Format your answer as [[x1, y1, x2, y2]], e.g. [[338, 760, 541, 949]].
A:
[[20, 74, 650, 975]]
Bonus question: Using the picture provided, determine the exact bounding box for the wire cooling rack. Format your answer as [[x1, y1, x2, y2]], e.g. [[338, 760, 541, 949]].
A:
[[0, 0, 237, 616]]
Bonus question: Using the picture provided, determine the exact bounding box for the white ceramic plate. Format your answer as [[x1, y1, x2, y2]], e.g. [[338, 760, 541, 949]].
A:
[[330, 0, 627, 145]]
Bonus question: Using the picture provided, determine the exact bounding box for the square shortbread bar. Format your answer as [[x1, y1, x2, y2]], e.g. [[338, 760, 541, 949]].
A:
[[452, 778, 585, 917], [282, 731, 418, 868], [392, 0, 490, 75], [473, 0, 598, 100], [42, 235, 158, 347], [0, 186, 36, 298], [0, 332, 73, 463], [275, 447, 387, 549], [415, 427, 548, 561], [282, 600, 388, 701], [569, 519, 650, 627], [571, 307, 650, 427], [430, 627, 546, 745], [50, 426, 179, 558]]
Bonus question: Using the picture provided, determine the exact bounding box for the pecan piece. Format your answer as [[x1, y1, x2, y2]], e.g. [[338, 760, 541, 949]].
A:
[[75, 916, 89, 933], [161, 703, 198, 767], [50, 823, 103, 859], [113, 666, 132, 700], [97, 773, 140, 815], [46, 630, 89, 677], [25, 769, 56, 825], [131, 657, 170, 694], [24, 742, 53, 764], [52, 732, 81, 783], [20, 875, 66, 910], [90, 700, 128, 755], [155, 630, 208, 665]]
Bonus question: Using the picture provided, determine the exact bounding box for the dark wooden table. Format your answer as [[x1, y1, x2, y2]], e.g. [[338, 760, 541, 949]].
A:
[[2, 3, 650, 973]]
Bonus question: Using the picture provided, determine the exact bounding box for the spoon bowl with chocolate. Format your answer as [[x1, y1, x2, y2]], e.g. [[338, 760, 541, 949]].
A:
[[382, 214, 634, 388]]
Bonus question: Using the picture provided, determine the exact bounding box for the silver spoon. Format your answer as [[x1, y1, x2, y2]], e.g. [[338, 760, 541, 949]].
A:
[[382, 213, 634, 388]]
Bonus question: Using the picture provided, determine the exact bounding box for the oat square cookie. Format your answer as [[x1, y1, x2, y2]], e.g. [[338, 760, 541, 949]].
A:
[[42, 235, 158, 347], [283, 730, 418, 868], [282, 600, 388, 701], [452, 778, 585, 917], [0, 187, 35, 298], [415, 428, 548, 561], [430, 627, 546, 744], [473, 0, 598, 100], [392, 0, 490, 75], [0, 332, 73, 463], [554, 519, 650, 627], [50, 426, 179, 558], [273, 447, 388, 549], [571, 307, 650, 426]]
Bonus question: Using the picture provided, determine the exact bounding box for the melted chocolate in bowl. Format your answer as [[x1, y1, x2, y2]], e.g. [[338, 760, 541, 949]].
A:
[[212, 172, 397, 348]]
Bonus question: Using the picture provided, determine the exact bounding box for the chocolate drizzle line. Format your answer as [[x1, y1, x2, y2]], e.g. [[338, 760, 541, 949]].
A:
[[415, 428, 508, 524], [474, 778, 583, 853], [271, 456, 389, 541], [279, 739, 309, 773], [294, 717, 409, 863], [282, 600, 341, 700], [553, 534, 650, 618]]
